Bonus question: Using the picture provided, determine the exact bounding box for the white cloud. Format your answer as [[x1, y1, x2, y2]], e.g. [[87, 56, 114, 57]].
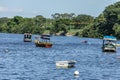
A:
[[0, 6, 23, 13]]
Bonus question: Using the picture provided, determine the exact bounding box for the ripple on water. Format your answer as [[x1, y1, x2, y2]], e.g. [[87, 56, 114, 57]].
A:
[[0, 34, 120, 79]]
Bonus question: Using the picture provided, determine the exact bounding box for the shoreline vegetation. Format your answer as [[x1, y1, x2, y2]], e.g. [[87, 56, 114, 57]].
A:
[[0, 1, 120, 39]]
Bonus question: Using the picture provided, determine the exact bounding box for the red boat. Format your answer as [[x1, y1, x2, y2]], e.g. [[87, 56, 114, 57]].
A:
[[34, 34, 52, 48]]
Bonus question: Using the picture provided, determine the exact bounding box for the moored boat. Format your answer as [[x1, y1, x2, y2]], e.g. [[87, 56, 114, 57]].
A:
[[34, 34, 52, 48], [56, 60, 76, 68], [102, 36, 117, 52], [23, 33, 32, 42], [116, 43, 120, 47]]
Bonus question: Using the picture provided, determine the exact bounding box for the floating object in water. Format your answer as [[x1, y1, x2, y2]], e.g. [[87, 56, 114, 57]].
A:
[[34, 34, 52, 48], [81, 40, 87, 43], [102, 36, 117, 52], [74, 70, 79, 76], [117, 56, 120, 59], [56, 60, 76, 68], [116, 43, 120, 47], [4, 49, 9, 53]]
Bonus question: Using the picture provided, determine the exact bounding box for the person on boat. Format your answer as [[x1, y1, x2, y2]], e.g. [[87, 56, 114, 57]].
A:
[[34, 36, 40, 44]]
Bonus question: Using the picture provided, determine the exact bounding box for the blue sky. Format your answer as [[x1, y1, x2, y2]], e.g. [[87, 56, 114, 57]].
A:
[[0, 0, 119, 18]]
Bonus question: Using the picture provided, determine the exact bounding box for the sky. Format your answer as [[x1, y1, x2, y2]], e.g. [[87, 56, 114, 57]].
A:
[[0, 0, 119, 18]]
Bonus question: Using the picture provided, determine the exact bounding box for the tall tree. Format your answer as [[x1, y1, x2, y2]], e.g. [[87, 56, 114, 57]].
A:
[[72, 14, 94, 29]]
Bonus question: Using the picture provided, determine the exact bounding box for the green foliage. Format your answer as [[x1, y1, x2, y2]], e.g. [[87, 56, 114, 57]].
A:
[[113, 23, 120, 38], [51, 18, 71, 34], [72, 14, 94, 29], [0, 1, 120, 39], [93, 1, 120, 38], [51, 13, 75, 19]]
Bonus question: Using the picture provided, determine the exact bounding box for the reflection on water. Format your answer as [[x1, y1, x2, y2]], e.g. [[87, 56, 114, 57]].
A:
[[0, 33, 120, 80]]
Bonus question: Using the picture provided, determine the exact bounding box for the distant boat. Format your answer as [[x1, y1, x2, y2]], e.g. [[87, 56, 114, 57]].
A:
[[23, 33, 32, 42], [102, 36, 117, 52], [116, 43, 120, 47], [34, 34, 52, 48], [81, 40, 87, 43], [56, 60, 76, 68]]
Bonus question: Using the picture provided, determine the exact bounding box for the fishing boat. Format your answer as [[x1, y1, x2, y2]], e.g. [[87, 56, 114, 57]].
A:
[[34, 34, 52, 48], [23, 33, 32, 42], [56, 60, 76, 68], [102, 36, 117, 52]]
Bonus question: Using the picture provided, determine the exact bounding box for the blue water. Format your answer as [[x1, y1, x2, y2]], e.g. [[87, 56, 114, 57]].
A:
[[0, 33, 120, 80]]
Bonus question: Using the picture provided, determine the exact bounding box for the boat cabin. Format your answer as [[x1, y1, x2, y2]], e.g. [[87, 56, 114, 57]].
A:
[[23, 33, 32, 42], [102, 36, 117, 52]]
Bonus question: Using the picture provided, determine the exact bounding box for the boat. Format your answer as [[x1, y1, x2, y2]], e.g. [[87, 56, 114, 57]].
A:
[[56, 60, 76, 68], [34, 34, 52, 48], [102, 36, 117, 52], [81, 40, 87, 43], [116, 43, 120, 47], [23, 33, 32, 42]]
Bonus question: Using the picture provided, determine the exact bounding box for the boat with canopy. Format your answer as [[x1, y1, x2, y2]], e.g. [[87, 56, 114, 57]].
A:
[[102, 36, 117, 52]]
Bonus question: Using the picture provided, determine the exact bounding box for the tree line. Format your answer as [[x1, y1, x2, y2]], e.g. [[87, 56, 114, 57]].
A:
[[0, 1, 120, 39]]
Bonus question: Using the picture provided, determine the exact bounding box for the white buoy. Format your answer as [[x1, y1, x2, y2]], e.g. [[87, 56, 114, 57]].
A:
[[74, 70, 79, 76]]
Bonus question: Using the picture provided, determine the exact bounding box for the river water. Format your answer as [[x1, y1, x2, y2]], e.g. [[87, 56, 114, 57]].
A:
[[0, 33, 120, 80]]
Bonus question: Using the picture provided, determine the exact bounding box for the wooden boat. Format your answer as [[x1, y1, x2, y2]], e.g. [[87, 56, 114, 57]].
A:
[[102, 36, 117, 52], [34, 34, 52, 48], [56, 60, 76, 68], [23, 33, 32, 42]]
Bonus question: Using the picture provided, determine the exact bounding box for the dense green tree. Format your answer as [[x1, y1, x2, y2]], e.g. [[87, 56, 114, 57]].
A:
[[92, 1, 120, 38], [113, 23, 120, 38], [0, 17, 9, 32], [102, 1, 120, 35], [72, 14, 94, 29], [51, 18, 71, 34]]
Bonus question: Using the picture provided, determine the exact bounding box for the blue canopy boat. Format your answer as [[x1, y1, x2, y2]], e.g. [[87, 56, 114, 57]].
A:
[[102, 36, 117, 52]]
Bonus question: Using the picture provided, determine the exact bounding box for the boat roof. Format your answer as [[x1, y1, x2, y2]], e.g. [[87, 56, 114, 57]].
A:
[[40, 34, 50, 40], [41, 34, 51, 37], [103, 36, 117, 41], [41, 36, 50, 40]]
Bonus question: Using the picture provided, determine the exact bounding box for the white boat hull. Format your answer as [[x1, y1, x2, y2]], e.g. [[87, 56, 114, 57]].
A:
[[56, 60, 76, 68]]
